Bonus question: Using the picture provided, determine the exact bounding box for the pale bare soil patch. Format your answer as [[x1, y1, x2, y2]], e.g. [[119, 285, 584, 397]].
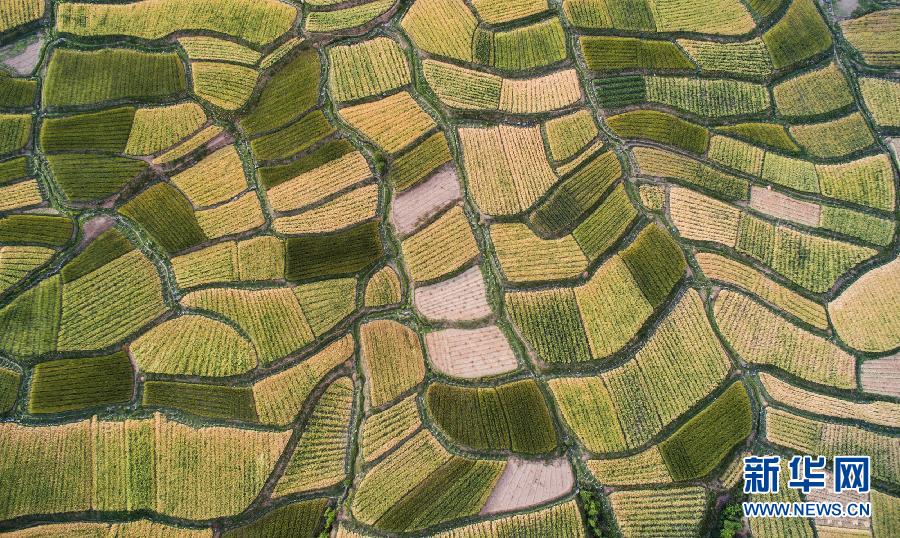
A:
[[80, 216, 116, 246], [414, 265, 492, 322], [481, 456, 575, 515], [861, 354, 900, 398], [807, 473, 871, 533], [1, 33, 43, 76], [391, 166, 461, 237], [424, 325, 518, 378], [750, 185, 821, 227]]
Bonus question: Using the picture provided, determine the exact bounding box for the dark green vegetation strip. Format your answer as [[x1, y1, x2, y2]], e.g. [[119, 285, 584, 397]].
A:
[[240, 48, 321, 136], [224, 498, 328, 538], [259, 139, 357, 190], [620, 223, 686, 308], [43, 48, 187, 107], [29, 351, 134, 414], [388, 132, 451, 191], [717, 123, 800, 153], [142, 381, 258, 422], [0, 72, 36, 108], [506, 289, 592, 364], [0, 367, 20, 414], [659, 382, 752, 481], [40, 107, 136, 153], [62, 229, 135, 284], [0, 276, 60, 359], [47, 154, 148, 202], [763, 0, 832, 69], [581, 37, 694, 72], [250, 109, 335, 162], [607, 110, 710, 154], [0, 215, 73, 246], [119, 183, 207, 254], [425, 379, 557, 454], [529, 150, 622, 238], [572, 184, 638, 260], [285, 220, 383, 280], [376, 457, 500, 532], [596, 76, 647, 108], [746, 0, 786, 19], [0, 156, 28, 184]]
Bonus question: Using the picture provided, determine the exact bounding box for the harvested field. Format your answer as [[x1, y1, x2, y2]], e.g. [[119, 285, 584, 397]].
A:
[[829, 256, 900, 353], [391, 166, 462, 237], [695, 252, 828, 329], [588, 447, 672, 486], [749, 185, 821, 227], [424, 325, 518, 379], [360, 395, 421, 463], [715, 289, 856, 389], [490, 223, 588, 284], [337, 91, 436, 154], [458, 124, 558, 216], [400, 206, 479, 283], [481, 457, 574, 515], [760, 372, 900, 428], [808, 473, 871, 533], [414, 265, 492, 322], [860, 354, 900, 398], [273, 184, 379, 235], [360, 320, 426, 407]]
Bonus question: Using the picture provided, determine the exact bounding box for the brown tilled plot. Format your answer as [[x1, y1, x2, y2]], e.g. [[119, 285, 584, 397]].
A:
[[424, 325, 518, 378], [391, 166, 462, 237], [749, 185, 821, 227], [414, 265, 492, 322], [861, 354, 900, 398], [481, 457, 575, 515]]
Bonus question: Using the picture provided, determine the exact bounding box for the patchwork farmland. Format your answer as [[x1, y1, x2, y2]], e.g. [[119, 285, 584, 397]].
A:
[[0, 0, 898, 536]]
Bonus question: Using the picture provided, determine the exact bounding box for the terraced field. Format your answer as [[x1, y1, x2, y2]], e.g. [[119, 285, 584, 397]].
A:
[[0, 0, 897, 536]]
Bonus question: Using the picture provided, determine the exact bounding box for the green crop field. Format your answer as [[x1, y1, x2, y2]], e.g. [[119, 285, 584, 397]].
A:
[[0, 0, 896, 535]]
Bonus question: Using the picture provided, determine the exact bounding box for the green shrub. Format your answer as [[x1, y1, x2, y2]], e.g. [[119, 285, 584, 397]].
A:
[[250, 110, 335, 162], [606, 110, 710, 154], [0, 367, 20, 414], [717, 122, 799, 153], [223, 499, 329, 537], [387, 132, 451, 191], [506, 288, 592, 364], [0, 275, 61, 358], [0, 73, 36, 108], [0, 156, 28, 183], [595, 76, 646, 108], [572, 184, 639, 260], [529, 150, 622, 237], [259, 139, 356, 190], [240, 48, 321, 135]]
